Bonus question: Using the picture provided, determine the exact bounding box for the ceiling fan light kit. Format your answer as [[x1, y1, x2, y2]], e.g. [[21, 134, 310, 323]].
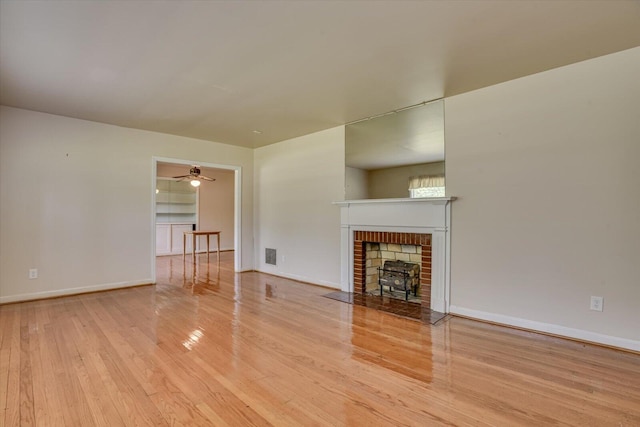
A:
[[172, 166, 215, 186]]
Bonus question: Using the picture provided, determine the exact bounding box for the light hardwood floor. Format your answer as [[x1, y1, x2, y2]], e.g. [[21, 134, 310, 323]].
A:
[[1, 252, 639, 426]]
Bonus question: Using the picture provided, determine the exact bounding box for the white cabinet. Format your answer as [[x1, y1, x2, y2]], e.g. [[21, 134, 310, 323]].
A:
[[156, 223, 195, 256], [155, 178, 199, 256], [156, 224, 171, 255], [171, 224, 194, 254]]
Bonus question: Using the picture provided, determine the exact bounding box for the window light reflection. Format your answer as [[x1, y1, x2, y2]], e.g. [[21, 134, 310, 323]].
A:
[[182, 328, 204, 351]]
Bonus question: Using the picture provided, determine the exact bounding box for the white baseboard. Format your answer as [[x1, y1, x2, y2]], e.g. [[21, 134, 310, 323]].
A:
[[449, 305, 640, 353], [255, 269, 340, 290], [0, 279, 154, 304]]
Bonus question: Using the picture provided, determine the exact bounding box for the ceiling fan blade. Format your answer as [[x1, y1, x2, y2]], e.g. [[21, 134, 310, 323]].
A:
[[200, 176, 215, 181], [172, 175, 191, 179]]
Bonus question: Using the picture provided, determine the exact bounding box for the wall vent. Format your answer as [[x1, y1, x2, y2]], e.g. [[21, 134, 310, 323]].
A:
[[265, 248, 277, 265]]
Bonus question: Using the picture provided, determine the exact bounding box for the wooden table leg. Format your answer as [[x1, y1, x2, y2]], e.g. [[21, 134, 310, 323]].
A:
[[217, 233, 220, 263], [192, 234, 196, 264], [183, 233, 186, 260], [206, 235, 210, 261]]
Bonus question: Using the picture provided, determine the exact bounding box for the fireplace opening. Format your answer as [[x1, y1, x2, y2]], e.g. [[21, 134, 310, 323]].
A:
[[365, 242, 422, 302], [354, 231, 431, 307], [378, 260, 420, 301]]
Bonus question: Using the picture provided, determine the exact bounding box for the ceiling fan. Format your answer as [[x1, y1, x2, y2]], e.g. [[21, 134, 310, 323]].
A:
[[172, 166, 215, 187]]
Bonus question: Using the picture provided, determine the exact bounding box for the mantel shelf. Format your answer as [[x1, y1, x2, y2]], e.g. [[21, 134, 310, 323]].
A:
[[333, 197, 455, 206]]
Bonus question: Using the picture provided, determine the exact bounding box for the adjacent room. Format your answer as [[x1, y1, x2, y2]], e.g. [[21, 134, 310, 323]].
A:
[[1, 1, 639, 425]]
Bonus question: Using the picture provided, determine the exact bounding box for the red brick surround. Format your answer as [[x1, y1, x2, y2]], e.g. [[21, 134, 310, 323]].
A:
[[353, 231, 432, 307]]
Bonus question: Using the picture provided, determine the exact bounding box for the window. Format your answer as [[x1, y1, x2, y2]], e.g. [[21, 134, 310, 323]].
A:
[[408, 175, 445, 198]]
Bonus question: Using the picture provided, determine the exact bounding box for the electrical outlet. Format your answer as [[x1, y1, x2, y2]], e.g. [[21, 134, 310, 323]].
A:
[[28, 268, 38, 279], [590, 296, 603, 312]]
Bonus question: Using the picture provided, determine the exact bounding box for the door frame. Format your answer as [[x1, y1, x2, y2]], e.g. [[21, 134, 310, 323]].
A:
[[151, 157, 242, 279]]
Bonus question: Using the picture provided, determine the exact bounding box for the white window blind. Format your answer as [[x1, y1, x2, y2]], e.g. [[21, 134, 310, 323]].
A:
[[408, 175, 445, 198]]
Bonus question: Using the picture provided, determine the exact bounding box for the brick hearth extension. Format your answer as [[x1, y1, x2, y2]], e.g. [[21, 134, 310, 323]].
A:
[[353, 231, 431, 307]]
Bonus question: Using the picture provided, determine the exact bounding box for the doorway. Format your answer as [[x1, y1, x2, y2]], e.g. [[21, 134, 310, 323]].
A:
[[151, 157, 242, 282]]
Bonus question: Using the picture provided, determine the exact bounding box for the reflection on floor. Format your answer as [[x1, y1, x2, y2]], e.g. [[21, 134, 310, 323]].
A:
[[156, 250, 235, 295], [322, 291, 447, 325]]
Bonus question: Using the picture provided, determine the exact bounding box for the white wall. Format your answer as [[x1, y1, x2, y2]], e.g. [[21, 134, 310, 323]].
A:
[[368, 161, 445, 199], [0, 107, 254, 302], [157, 164, 235, 251], [345, 166, 368, 200], [445, 47, 640, 350], [254, 126, 344, 288]]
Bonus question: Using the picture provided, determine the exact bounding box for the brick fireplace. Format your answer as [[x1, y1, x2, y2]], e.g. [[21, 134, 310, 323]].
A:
[[353, 231, 432, 307], [335, 197, 454, 313]]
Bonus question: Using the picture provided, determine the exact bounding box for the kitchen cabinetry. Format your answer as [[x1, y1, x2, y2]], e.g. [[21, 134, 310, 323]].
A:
[[156, 223, 195, 255], [155, 179, 198, 255]]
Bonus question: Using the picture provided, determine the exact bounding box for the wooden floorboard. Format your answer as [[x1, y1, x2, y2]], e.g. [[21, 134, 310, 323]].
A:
[[1, 252, 639, 426]]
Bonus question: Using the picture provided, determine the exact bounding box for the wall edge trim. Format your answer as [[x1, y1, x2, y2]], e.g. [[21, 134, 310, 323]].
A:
[[255, 269, 340, 290], [0, 279, 154, 304], [449, 305, 640, 353]]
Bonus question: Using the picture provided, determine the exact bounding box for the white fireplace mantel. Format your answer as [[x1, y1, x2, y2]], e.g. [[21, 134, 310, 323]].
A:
[[334, 197, 455, 313], [334, 197, 453, 205]]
